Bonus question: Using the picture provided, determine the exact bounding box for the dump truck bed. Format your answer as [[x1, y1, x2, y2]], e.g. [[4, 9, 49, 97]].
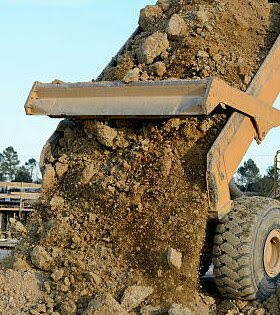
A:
[[24, 34, 280, 216]]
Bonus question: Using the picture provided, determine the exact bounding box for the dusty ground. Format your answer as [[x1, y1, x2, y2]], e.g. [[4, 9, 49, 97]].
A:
[[0, 0, 280, 314]]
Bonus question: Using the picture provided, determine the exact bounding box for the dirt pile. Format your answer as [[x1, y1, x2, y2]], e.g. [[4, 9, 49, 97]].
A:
[[100, 0, 280, 91], [0, 268, 47, 315], [17, 114, 227, 312], [1, 0, 280, 314]]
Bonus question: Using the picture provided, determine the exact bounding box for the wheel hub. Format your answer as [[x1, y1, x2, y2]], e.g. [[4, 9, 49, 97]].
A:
[[264, 229, 280, 278]]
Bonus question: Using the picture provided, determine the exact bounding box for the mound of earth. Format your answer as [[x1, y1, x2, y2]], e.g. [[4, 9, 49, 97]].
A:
[[1, 0, 279, 314], [99, 0, 280, 91]]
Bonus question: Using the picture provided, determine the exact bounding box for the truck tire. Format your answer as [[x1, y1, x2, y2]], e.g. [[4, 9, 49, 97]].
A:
[[213, 196, 280, 301]]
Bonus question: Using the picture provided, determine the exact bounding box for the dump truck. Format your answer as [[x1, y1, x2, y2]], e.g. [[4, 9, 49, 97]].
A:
[[24, 33, 280, 302]]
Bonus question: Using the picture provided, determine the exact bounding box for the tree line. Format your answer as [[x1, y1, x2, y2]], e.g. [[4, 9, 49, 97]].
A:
[[236, 158, 279, 196], [0, 147, 41, 183]]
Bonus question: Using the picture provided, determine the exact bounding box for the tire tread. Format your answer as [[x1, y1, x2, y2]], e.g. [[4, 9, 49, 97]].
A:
[[213, 196, 280, 300]]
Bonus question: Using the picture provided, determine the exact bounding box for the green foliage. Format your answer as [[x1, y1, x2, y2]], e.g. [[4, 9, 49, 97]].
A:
[[248, 176, 274, 197], [0, 146, 40, 183], [0, 173, 5, 181], [237, 159, 280, 197], [0, 146, 20, 181], [14, 166, 33, 183], [237, 159, 261, 191], [25, 158, 37, 181], [0, 154, 5, 181]]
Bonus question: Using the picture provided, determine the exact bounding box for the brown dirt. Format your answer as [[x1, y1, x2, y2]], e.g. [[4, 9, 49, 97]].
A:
[[0, 267, 46, 315], [24, 114, 227, 309], [1, 0, 280, 314], [100, 0, 280, 92]]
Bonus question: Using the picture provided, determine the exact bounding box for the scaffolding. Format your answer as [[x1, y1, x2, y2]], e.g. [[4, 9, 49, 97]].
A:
[[0, 182, 41, 239], [274, 151, 280, 199]]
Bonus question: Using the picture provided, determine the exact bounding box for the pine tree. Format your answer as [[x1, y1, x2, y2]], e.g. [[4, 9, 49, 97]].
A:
[[0, 147, 20, 181], [237, 159, 260, 192]]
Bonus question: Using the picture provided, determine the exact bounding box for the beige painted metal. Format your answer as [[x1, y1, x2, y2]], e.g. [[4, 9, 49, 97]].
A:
[[264, 229, 280, 278], [25, 77, 280, 143], [207, 34, 280, 216], [25, 79, 209, 117]]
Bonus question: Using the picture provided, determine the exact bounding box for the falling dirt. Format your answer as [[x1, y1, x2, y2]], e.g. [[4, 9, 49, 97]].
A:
[[1, 0, 280, 314]]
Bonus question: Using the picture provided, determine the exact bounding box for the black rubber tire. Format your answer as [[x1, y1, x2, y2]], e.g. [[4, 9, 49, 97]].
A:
[[213, 196, 280, 301]]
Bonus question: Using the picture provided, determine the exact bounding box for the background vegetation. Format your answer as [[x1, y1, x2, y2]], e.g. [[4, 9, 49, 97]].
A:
[[236, 158, 279, 197], [0, 146, 41, 183]]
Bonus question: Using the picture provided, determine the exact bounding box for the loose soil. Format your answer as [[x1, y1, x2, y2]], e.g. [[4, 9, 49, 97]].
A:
[[1, 0, 280, 314]]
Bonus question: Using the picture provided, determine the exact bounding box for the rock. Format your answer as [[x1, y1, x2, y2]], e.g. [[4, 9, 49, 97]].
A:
[[60, 300, 77, 315], [85, 272, 102, 285], [197, 50, 209, 58], [63, 127, 75, 145], [167, 247, 182, 270], [52, 79, 64, 84], [141, 305, 164, 314], [50, 195, 65, 210], [166, 14, 187, 36], [243, 75, 252, 85], [42, 164, 56, 190], [194, 9, 209, 25], [55, 162, 68, 179], [217, 300, 239, 314], [137, 32, 169, 64], [156, 0, 171, 11], [9, 218, 27, 236], [123, 68, 140, 83], [151, 61, 166, 77], [81, 163, 99, 185], [13, 257, 30, 271], [140, 71, 149, 81], [37, 304, 47, 313], [58, 154, 68, 163], [43, 281, 51, 294], [83, 293, 129, 315], [168, 304, 192, 315], [121, 285, 154, 311], [190, 295, 210, 315], [51, 269, 64, 282], [139, 5, 163, 31], [161, 147, 173, 177], [31, 246, 53, 271], [95, 123, 118, 148]]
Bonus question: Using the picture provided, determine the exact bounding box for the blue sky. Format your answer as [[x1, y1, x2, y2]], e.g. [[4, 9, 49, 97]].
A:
[[0, 0, 279, 174]]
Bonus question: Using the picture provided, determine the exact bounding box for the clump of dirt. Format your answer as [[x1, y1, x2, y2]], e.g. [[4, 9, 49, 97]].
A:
[[1, 0, 280, 314]]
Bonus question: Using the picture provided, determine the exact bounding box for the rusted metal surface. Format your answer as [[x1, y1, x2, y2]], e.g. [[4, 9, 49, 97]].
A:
[[207, 34, 280, 216]]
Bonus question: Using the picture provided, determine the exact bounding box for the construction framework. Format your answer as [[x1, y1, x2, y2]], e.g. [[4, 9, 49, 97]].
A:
[[275, 151, 280, 199], [0, 182, 41, 238]]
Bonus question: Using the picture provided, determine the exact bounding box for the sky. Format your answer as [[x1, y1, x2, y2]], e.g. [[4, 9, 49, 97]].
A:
[[0, 0, 279, 174]]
